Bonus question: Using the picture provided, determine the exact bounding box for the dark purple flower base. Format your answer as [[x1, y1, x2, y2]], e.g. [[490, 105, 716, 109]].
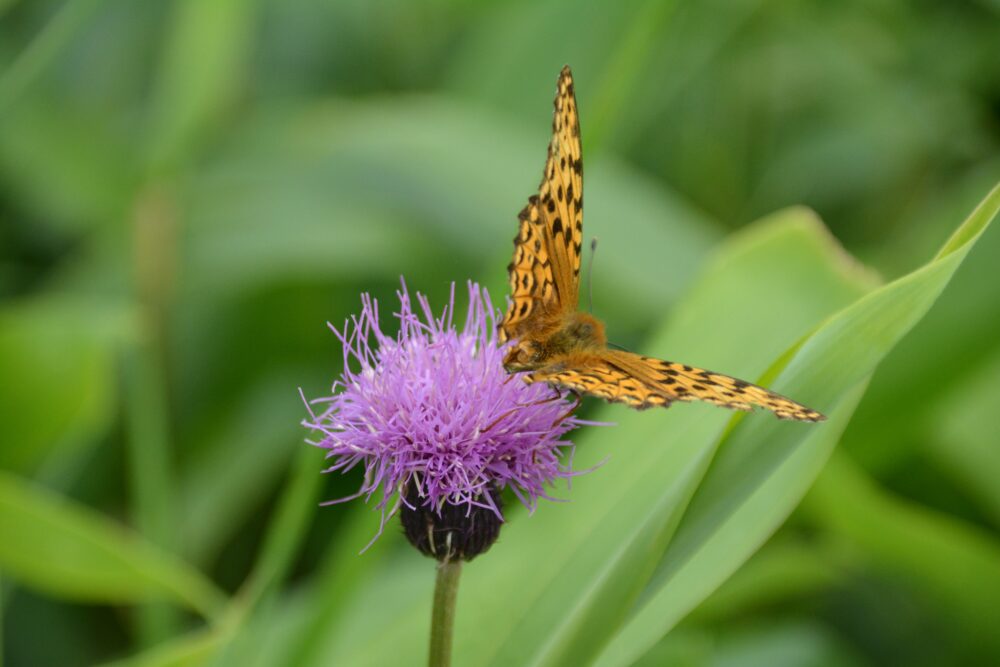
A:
[[401, 482, 504, 562]]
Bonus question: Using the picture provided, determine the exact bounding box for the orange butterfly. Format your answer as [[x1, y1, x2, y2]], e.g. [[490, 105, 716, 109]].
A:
[[498, 66, 825, 422]]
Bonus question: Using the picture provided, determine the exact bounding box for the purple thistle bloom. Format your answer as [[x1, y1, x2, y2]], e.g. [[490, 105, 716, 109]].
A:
[[301, 280, 588, 547]]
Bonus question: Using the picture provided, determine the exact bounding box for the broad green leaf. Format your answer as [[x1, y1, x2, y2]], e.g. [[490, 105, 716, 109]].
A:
[[0, 97, 135, 232], [187, 98, 719, 331], [687, 539, 844, 623], [178, 374, 307, 564], [115, 476, 405, 667], [146, 0, 257, 169], [672, 621, 866, 667], [207, 445, 326, 665], [840, 166, 1000, 473], [595, 182, 1000, 666], [594, 384, 865, 667], [0, 472, 226, 618], [316, 554, 438, 667], [928, 348, 1000, 526], [0, 297, 122, 473], [106, 628, 226, 667], [576, 0, 679, 153], [448, 0, 764, 156], [0, 0, 105, 112], [630, 628, 713, 667], [283, 504, 403, 667], [803, 451, 1000, 655]]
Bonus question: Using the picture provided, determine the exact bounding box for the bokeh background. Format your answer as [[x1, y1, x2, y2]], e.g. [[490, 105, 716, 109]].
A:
[[2, 0, 999, 665]]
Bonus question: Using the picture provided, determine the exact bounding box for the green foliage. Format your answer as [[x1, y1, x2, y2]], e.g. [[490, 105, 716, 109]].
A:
[[0, 471, 225, 617], [1, 1, 998, 665]]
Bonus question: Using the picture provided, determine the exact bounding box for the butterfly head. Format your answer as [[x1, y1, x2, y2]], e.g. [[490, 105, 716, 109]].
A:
[[503, 339, 545, 371]]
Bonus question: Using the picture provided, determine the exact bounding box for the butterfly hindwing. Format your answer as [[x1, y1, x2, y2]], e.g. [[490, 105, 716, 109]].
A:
[[523, 351, 673, 409], [501, 197, 559, 342]]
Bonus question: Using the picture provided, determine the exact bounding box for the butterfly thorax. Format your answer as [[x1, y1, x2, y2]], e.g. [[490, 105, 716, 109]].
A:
[[504, 311, 606, 371]]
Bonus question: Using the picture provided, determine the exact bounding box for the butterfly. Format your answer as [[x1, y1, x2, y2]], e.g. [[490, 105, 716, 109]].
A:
[[498, 66, 825, 422]]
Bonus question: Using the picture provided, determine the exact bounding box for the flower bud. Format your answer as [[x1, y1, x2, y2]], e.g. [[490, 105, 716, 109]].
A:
[[400, 482, 503, 562]]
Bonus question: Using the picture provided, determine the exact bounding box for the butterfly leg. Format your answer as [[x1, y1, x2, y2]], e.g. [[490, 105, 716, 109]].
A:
[[552, 392, 583, 428], [480, 392, 560, 434]]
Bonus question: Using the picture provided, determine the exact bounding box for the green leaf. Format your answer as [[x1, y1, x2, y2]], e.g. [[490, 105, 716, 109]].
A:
[[281, 504, 403, 667], [803, 451, 1000, 655], [447, 0, 764, 157], [594, 383, 866, 667], [0, 297, 122, 473], [0, 97, 136, 233], [687, 538, 844, 623], [206, 445, 326, 665], [146, 0, 257, 169], [0, 472, 226, 618], [929, 348, 1000, 526], [646, 620, 867, 667], [0, 0, 105, 113], [187, 98, 719, 332], [839, 167, 1000, 474], [595, 182, 1000, 666], [105, 628, 226, 667], [178, 375, 306, 565]]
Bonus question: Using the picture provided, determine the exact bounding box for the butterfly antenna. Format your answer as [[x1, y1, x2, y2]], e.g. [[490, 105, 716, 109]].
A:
[[587, 237, 598, 314]]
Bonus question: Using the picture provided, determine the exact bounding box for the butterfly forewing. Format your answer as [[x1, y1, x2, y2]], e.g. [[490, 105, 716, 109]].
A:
[[537, 66, 584, 306], [607, 350, 824, 421], [500, 66, 584, 342]]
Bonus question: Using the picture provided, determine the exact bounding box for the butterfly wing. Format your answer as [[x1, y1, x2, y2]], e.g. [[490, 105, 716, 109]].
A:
[[500, 66, 584, 342], [525, 349, 825, 422], [522, 351, 674, 409]]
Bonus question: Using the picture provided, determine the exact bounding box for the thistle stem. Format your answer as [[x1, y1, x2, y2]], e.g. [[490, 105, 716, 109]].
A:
[[429, 559, 462, 667]]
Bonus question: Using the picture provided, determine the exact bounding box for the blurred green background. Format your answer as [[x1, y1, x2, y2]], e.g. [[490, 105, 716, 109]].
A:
[[1, 0, 999, 665]]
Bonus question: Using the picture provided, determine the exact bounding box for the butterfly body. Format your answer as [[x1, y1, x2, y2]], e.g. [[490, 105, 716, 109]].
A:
[[504, 311, 606, 371], [499, 66, 825, 423]]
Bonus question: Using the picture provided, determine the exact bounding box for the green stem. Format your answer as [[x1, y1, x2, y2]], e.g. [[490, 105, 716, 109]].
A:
[[125, 183, 179, 645], [429, 560, 462, 667]]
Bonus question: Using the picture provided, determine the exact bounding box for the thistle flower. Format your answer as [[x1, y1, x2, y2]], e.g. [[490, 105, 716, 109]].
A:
[[301, 280, 587, 560]]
